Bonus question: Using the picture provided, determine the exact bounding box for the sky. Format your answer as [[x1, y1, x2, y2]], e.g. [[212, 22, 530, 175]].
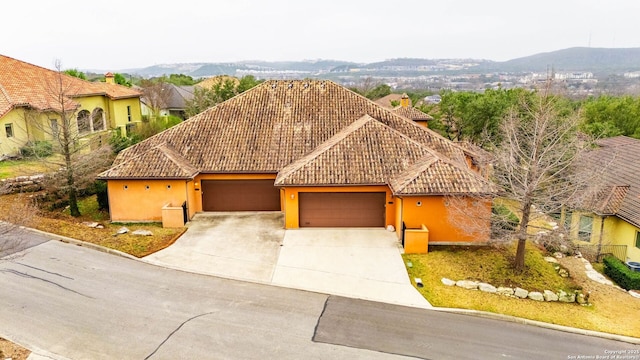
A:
[[3, 0, 640, 71]]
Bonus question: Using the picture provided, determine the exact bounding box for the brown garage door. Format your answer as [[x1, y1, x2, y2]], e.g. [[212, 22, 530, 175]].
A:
[[202, 180, 280, 211], [299, 192, 385, 227]]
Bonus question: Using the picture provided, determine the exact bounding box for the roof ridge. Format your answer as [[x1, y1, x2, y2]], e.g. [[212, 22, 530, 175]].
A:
[[390, 156, 439, 193]]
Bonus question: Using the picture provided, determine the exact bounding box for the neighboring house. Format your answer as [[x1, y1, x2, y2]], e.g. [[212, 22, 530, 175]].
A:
[[140, 84, 194, 120], [392, 94, 433, 128], [564, 136, 640, 263], [376, 93, 433, 127], [98, 80, 495, 245], [0, 55, 142, 156]]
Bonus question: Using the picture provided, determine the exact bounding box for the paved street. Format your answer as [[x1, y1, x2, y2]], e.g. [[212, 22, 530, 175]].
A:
[[0, 234, 638, 359]]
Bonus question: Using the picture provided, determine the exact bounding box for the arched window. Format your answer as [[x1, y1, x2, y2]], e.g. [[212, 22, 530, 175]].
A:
[[92, 108, 105, 131], [77, 110, 90, 135]]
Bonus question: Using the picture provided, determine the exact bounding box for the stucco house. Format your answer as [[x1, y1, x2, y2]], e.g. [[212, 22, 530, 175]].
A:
[[98, 80, 494, 245], [140, 83, 194, 120], [0, 55, 142, 157], [564, 136, 640, 263]]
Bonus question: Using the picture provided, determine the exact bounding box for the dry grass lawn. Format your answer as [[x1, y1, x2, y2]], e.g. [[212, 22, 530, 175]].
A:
[[404, 244, 640, 338], [0, 338, 30, 360], [0, 193, 184, 257], [0, 156, 61, 179]]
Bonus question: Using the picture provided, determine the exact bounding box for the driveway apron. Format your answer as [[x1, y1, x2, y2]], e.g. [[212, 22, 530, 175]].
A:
[[144, 212, 285, 283]]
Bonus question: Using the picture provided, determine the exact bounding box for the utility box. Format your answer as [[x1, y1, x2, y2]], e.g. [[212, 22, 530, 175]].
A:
[[404, 224, 429, 254]]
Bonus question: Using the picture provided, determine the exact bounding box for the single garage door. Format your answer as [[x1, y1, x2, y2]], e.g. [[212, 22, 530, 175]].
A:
[[299, 192, 385, 227], [202, 180, 280, 211]]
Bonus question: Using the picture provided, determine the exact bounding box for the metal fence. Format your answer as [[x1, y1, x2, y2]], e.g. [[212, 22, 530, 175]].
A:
[[574, 244, 627, 263]]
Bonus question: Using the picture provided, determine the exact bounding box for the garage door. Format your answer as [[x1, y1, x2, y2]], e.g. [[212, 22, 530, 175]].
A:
[[202, 180, 280, 211], [299, 192, 385, 227]]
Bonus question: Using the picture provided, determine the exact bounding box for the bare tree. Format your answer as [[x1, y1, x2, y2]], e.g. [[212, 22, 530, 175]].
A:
[[140, 79, 172, 118], [492, 84, 599, 271], [19, 60, 114, 216]]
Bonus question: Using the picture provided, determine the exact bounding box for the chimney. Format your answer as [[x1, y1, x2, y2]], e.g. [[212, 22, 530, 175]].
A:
[[400, 93, 410, 108], [105, 72, 115, 84]]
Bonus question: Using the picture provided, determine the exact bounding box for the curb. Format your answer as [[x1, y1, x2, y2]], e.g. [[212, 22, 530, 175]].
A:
[[432, 306, 640, 345], [22, 226, 138, 261]]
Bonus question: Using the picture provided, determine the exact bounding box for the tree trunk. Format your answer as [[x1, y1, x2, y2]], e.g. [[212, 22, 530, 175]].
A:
[[514, 199, 532, 271]]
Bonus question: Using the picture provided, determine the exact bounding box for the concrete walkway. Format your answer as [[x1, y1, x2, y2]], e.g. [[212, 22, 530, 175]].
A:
[[144, 213, 430, 309]]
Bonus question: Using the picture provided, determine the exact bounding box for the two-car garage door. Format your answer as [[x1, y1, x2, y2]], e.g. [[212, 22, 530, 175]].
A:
[[298, 192, 385, 227], [201, 181, 385, 227]]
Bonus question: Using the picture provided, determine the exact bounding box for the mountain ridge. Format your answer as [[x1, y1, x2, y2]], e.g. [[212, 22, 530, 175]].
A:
[[89, 47, 640, 78]]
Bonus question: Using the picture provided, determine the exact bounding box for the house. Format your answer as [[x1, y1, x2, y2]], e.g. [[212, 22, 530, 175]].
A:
[[0, 55, 142, 156], [376, 93, 433, 128], [98, 80, 494, 245], [140, 84, 194, 120], [564, 136, 640, 262]]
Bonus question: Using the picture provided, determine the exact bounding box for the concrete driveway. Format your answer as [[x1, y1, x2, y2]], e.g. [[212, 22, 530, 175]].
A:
[[144, 213, 430, 308]]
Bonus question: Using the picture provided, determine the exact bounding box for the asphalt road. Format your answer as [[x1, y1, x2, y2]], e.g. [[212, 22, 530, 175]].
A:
[[0, 232, 638, 359]]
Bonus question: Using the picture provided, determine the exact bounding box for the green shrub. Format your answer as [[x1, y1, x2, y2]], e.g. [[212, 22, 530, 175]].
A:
[[603, 256, 640, 290], [20, 141, 53, 158]]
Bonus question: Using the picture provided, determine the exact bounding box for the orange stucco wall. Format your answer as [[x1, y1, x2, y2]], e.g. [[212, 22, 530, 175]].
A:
[[107, 179, 189, 222], [282, 185, 396, 229], [192, 173, 278, 213], [398, 196, 491, 244]]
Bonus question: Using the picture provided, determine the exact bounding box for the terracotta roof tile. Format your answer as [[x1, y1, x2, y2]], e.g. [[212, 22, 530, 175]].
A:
[[0, 54, 140, 117], [392, 106, 433, 121], [97, 143, 198, 179], [578, 136, 640, 226], [107, 80, 467, 179], [274, 115, 438, 187], [389, 156, 497, 195]]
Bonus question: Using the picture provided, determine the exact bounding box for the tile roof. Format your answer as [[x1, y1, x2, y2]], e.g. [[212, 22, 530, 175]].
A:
[[579, 136, 640, 227], [0, 54, 140, 118], [392, 106, 433, 121], [374, 93, 405, 108], [274, 115, 439, 186], [100, 80, 490, 195], [389, 156, 497, 195], [98, 143, 198, 179]]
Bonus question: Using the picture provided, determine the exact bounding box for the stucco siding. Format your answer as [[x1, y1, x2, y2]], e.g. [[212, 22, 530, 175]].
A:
[[401, 196, 491, 243], [107, 179, 188, 222]]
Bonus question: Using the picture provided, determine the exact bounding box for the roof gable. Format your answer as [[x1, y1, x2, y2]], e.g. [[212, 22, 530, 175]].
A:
[[274, 115, 437, 186]]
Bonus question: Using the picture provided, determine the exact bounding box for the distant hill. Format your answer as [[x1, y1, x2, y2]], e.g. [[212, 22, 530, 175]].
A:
[[109, 47, 640, 78], [486, 47, 640, 73]]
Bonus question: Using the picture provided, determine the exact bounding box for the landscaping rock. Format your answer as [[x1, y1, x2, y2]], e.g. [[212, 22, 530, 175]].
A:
[[82, 222, 99, 228], [558, 290, 576, 303], [553, 252, 563, 259], [543, 290, 559, 302], [629, 290, 640, 299], [96, 225, 104, 229], [116, 227, 129, 234], [497, 287, 514, 296], [544, 256, 558, 263], [576, 292, 588, 305], [514, 287, 528, 299], [441, 278, 456, 286], [559, 244, 568, 253], [528, 292, 544, 301], [132, 229, 153, 236], [558, 268, 569, 278], [456, 280, 479, 290], [478, 283, 497, 293]]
